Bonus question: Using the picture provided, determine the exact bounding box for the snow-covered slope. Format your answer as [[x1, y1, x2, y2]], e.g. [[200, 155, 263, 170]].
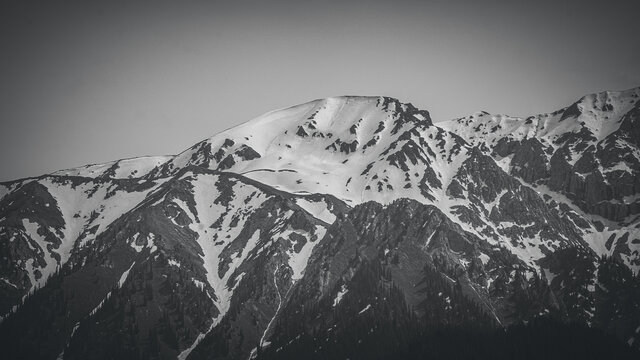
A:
[[147, 96, 445, 203], [53, 155, 173, 179], [138, 96, 477, 221]]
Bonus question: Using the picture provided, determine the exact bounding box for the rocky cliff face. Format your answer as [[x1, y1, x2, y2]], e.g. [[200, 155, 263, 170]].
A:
[[1, 89, 639, 359], [441, 88, 640, 271]]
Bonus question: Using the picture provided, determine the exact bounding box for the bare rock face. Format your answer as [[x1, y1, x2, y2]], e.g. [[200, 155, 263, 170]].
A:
[[510, 138, 550, 183], [1, 90, 639, 359]]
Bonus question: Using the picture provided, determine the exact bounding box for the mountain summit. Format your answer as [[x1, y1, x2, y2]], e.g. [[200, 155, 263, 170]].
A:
[[1, 89, 639, 359]]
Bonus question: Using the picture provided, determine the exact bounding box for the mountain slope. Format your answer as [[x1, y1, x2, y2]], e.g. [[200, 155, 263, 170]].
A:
[[1, 88, 639, 359], [440, 87, 640, 272]]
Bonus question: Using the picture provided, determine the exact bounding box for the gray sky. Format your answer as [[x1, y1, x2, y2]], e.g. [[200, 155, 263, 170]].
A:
[[1, 0, 639, 181]]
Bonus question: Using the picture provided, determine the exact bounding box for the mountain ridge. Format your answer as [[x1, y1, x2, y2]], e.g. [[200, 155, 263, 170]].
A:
[[21, 86, 637, 183], [6, 87, 633, 184]]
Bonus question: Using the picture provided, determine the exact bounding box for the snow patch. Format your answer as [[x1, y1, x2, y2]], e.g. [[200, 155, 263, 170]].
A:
[[358, 304, 372, 315], [118, 262, 135, 288], [295, 198, 336, 224], [333, 284, 348, 307]]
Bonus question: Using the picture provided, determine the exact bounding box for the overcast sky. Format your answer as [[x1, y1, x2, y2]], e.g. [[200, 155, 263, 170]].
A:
[[1, 0, 639, 181]]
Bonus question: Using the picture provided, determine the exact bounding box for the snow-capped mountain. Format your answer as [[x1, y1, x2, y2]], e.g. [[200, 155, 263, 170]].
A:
[[1, 89, 639, 359]]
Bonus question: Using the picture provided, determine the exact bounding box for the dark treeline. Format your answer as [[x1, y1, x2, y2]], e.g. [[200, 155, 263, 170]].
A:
[[1, 250, 638, 359], [258, 256, 639, 360]]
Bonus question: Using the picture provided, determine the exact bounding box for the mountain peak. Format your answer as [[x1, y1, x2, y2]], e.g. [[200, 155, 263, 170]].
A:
[[143, 95, 434, 187], [576, 86, 640, 105], [442, 85, 640, 150]]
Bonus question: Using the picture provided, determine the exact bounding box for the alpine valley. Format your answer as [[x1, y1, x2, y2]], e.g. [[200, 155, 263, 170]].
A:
[[1, 87, 640, 360]]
